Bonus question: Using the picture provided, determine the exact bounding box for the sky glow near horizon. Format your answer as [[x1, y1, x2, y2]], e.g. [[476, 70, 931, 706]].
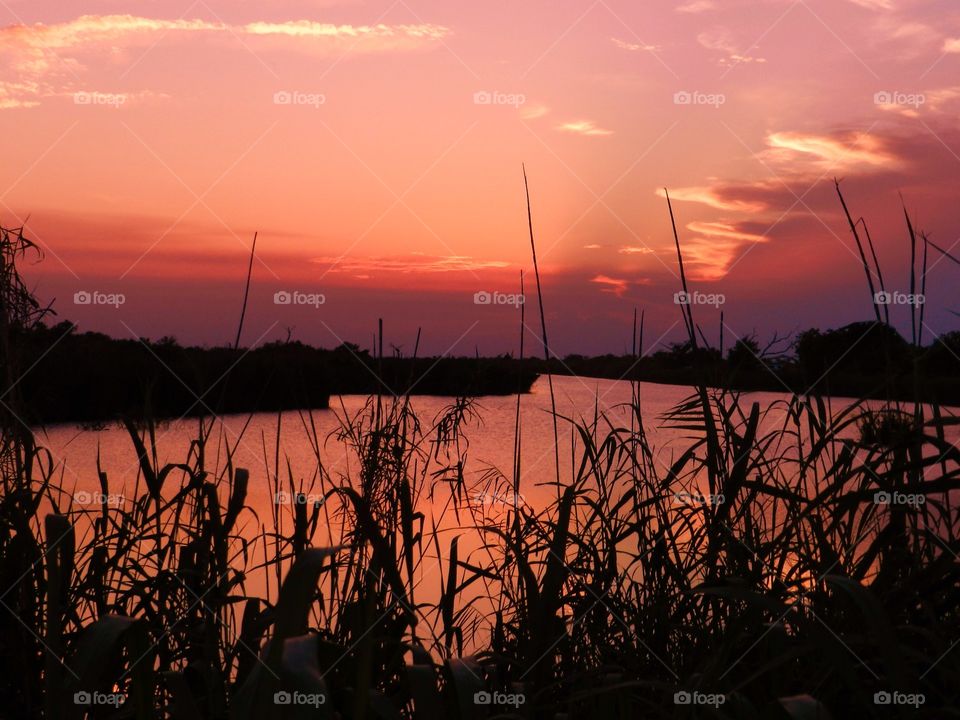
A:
[[2, 0, 959, 356]]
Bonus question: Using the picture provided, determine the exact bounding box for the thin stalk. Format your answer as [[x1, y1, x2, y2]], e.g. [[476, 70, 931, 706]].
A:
[[859, 218, 889, 325], [835, 180, 881, 324], [522, 165, 560, 493], [234, 232, 258, 350]]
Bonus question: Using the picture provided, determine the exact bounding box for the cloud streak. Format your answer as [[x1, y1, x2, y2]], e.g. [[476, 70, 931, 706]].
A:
[[0, 14, 450, 109], [556, 120, 613, 136], [311, 253, 509, 275]]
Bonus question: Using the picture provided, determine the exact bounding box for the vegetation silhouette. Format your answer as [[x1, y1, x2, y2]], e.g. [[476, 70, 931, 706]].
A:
[[0, 177, 958, 719], [14, 314, 960, 427]]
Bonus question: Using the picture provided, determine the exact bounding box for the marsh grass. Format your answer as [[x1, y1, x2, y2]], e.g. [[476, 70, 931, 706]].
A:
[[1, 181, 960, 720]]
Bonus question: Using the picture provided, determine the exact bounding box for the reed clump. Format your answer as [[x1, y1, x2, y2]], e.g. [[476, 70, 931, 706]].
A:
[[1, 181, 959, 720]]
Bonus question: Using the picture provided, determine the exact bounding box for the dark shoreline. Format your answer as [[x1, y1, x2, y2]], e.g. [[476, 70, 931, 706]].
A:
[[15, 319, 960, 426]]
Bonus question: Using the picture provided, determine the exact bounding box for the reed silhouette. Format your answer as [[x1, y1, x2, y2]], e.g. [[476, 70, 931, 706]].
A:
[[0, 181, 958, 719]]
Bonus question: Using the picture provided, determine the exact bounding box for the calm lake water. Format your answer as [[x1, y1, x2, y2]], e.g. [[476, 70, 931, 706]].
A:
[[34, 375, 957, 638], [39, 375, 836, 515], [40, 374, 938, 503]]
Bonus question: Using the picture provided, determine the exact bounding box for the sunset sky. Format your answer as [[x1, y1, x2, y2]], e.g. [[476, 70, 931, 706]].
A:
[[2, 0, 959, 357]]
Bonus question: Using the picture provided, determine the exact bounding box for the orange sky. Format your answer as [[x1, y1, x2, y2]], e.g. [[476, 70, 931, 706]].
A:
[[2, 0, 959, 355]]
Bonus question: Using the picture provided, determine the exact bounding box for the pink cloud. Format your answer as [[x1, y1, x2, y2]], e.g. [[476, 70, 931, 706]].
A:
[[556, 120, 613, 137]]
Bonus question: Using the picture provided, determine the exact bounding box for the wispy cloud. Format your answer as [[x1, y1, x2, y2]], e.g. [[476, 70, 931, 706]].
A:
[[656, 186, 767, 213], [848, 0, 894, 10], [765, 131, 896, 172], [556, 120, 613, 136], [0, 80, 42, 109], [0, 14, 450, 109], [611, 37, 660, 52], [312, 253, 508, 275], [244, 21, 448, 41], [591, 274, 629, 296], [1, 15, 449, 51], [618, 246, 654, 255], [697, 28, 765, 65], [520, 103, 549, 120], [681, 221, 769, 280], [676, 1, 716, 13]]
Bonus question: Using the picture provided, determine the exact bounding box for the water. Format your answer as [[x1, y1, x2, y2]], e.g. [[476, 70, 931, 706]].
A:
[[39, 375, 816, 508], [34, 375, 955, 646]]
